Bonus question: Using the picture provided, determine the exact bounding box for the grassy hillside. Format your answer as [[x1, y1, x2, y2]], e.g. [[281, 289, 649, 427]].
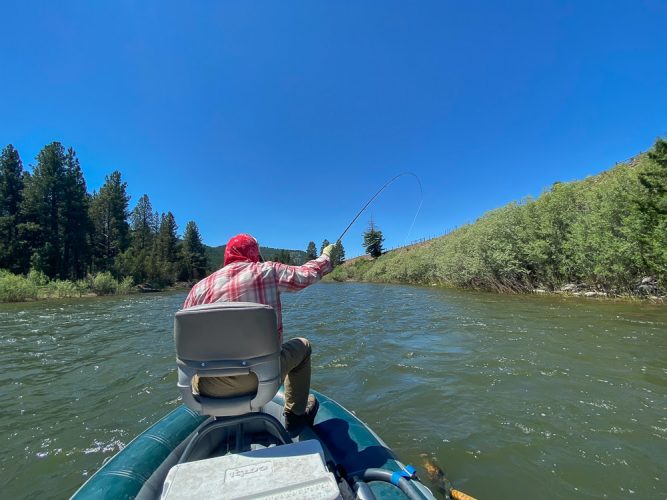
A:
[[329, 139, 667, 297]]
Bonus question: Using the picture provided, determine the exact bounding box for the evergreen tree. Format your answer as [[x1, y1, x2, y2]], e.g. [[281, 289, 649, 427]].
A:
[[152, 210, 160, 233], [331, 240, 345, 267], [154, 212, 180, 284], [89, 171, 130, 274], [363, 220, 384, 258], [19, 143, 92, 279], [21, 142, 69, 278], [181, 221, 208, 281], [121, 194, 158, 282], [130, 194, 156, 251], [320, 239, 330, 255], [330, 245, 338, 267], [306, 241, 317, 260], [0, 145, 25, 273], [61, 148, 91, 279], [157, 212, 179, 264]]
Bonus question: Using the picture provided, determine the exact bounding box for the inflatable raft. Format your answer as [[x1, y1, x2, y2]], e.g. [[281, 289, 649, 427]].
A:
[[72, 389, 435, 499], [72, 302, 436, 499]]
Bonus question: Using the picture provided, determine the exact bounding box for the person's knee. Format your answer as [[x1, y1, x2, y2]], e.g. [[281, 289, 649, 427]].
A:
[[296, 337, 311, 357]]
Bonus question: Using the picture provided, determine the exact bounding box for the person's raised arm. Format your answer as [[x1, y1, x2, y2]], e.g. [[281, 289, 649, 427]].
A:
[[274, 244, 334, 292]]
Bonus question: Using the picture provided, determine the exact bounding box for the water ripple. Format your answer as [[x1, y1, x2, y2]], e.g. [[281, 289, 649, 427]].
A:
[[1, 286, 666, 499]]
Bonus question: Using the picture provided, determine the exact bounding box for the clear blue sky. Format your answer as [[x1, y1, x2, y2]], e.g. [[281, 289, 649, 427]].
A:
[[2, 1, 666, 255]]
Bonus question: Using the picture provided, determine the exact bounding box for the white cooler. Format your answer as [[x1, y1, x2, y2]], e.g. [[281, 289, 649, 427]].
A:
[[161, 439, 341, 499]]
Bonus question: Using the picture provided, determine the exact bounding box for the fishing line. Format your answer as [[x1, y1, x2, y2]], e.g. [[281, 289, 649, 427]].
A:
[[289, 172, 423, 313], [335, 172, 423, 244]]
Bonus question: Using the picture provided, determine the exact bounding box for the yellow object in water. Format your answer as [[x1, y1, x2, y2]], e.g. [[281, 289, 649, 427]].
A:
[[420, 453, 477, 500], [451, 489, 477, 500]]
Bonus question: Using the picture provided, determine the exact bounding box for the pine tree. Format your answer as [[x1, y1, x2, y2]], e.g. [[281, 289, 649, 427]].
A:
[[154, 212, 179, 284], [181, 221, 208, 281], [61, 148, 91, 279], [21, 142, 69, 278], [0, 145, 25, 273], [89, 171, 130, 274], [306, 241, 317, 260], [363, 220, 384, 258], [330, 244, 338, 267], [157, 212, 179, 263], [332, 240, 345, 267], [121, 194, 158, 282], [130, 194, 156, 251], [320, 239, 330, 255], [19, 144, 92, 279]]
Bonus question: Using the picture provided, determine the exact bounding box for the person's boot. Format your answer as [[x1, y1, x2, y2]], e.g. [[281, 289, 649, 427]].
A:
[[284, 394, 319, 437]]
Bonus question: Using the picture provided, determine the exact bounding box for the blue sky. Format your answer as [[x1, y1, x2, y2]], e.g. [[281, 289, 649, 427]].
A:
[[2, 1, 666, 255]]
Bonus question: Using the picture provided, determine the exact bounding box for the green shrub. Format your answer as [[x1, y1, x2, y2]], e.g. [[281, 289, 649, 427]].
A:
[[0, 270, 38, 302], [27, 269, 50, 286], [326, 144, 667, 295], [50, 280, 79, 298], [91, 272, 118, 295], [75, 280, 89, 296], [117, 276, 134, 295]]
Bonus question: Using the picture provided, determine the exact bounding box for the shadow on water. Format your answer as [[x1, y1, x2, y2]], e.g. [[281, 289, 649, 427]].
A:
[[315, 417, 397, 475]]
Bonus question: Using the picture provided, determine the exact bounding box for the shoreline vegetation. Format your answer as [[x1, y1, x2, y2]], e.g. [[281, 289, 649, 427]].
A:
[[327, 138, 667, 302], [327, 269, 665, 302], [0, 269, 194, 303], [0, 269, 193, 303], [2, 138, 665, 304], [0, 142, 212, 304], [0, 270, 133, 302], [0, 140, 314, 303]]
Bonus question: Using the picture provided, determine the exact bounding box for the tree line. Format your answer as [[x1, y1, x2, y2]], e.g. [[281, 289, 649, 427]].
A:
[[330, 138, 667, 295], [0, 142, 208, 286]]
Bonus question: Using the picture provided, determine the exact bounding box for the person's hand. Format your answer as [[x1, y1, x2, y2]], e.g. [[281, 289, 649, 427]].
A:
[[322, 244, 334, 257]]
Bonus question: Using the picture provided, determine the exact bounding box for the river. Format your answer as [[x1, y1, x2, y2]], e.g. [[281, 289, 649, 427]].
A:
[[0, 283, 665, 499]]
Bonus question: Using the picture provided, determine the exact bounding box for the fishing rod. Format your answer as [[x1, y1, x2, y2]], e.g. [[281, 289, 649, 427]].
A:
[[335, 172, 423, 244], [292, 172, 421, 309]]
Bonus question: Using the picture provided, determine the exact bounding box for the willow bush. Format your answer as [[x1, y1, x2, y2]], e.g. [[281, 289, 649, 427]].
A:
[[0, 271, 38, 302]]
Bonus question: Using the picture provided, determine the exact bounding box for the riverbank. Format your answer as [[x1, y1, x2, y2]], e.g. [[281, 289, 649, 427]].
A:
[[326, 268, 665, 302], [0, 270, 135, 302], [0, 268, 197, 304], [329, 141, 666, 300], [327, 249, 666, 302], [0, 269, 197, 303]]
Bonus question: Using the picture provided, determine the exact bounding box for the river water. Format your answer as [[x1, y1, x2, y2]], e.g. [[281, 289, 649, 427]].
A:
[[0, 283, 665, 499]]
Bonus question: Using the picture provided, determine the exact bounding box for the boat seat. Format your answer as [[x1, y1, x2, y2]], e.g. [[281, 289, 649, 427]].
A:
[[174, 302, 282, 417]]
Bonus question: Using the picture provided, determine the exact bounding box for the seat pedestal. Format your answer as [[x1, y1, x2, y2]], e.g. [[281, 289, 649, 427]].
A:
[[179, 412, 292, 463]]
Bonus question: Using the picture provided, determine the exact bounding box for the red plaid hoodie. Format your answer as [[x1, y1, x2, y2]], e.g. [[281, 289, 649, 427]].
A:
[[183, 234, 331, 339]]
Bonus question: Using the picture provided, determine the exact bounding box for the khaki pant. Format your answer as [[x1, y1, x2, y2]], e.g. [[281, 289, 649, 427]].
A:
[[193, 337, 311, 415]]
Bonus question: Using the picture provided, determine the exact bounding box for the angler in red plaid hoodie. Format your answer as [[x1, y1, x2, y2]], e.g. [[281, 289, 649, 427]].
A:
[[183, 233, 333, 435]]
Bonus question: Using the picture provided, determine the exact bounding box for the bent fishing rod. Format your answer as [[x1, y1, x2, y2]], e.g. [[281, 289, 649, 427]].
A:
[[335, 172, 423, 244]]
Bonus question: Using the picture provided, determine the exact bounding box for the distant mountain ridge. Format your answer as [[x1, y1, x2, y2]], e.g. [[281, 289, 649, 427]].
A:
[[205, 245, 307, 270]]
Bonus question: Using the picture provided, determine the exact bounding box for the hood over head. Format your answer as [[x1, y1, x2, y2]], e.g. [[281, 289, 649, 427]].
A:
[[224, 233, 261, 266]]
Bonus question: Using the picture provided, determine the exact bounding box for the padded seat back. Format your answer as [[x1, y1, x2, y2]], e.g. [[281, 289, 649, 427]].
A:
[[174, 302, 281, 416]]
